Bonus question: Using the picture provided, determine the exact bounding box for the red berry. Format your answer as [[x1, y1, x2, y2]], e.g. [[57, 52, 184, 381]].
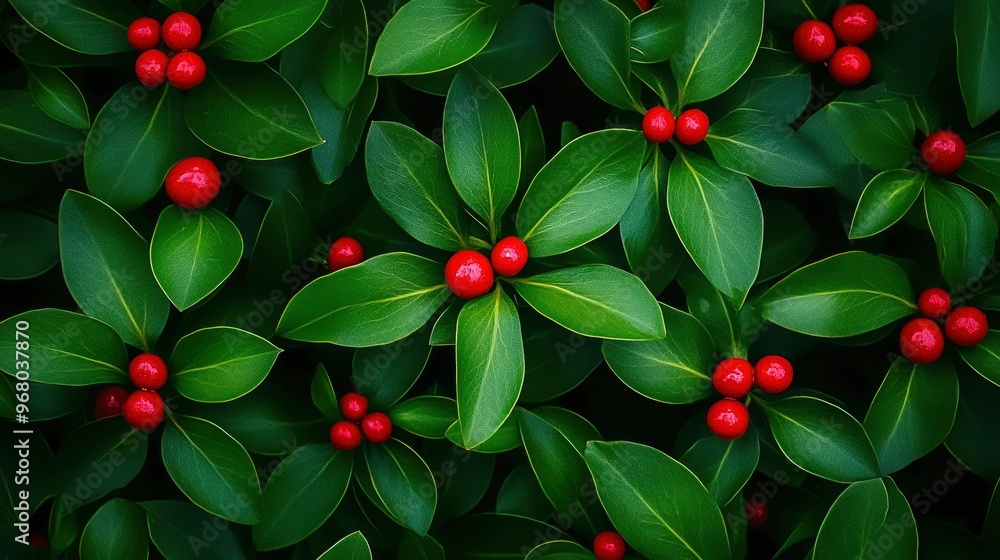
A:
[[163, 12, 201, 51], [829, 46, 871, 86], [328, 237, 364, 271], [166, 156, 221, 209], [593, 531, 626, 560], [921, 130, 966, 175], [135, 49, 168, 87], [899, 318, 945, 364], [712, 358, 755, 398], [793, 20, 837, 63], [918, 288, 952, 320], [642, 106, 674, 143], [330, 420, 363, 451], [361, 412, 393, 443], [167, 51, 206, 90], [340, 392, 369, 421], [127, 17, 161, 51], [94, 387, 129, 420], [129, 353, 168, 390], [745, 500, 768, 527], [491, 236, 529, 277], [445, 250, 494, 299], [832, 4, 878, 45], [635, 0, 650, 12], [28, 534, 48, 548], [944, 307, 989, 346], [754, 356, 793, 394], [675, 109, 710, 145], [707, 398, 750, 439], [123, 390, 165, 431]]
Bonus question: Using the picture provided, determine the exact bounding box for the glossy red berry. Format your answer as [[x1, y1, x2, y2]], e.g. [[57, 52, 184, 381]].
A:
[[593, 531, 626, 560], [921, 130, 966, 175], [745, 500, 768, 527], [829, 46, 871, 86], [918, 288, 952, 320], [163, 12, 201, 51], [340, 392, 369, 421], [707, 398, 750, 439], [793, 20, 837, 63], [135, 49, 168, 87], [94, 387, 129, 420], [123, 390, 165, 431], [330, 421, 363, 451], [945, 307, 989, 346], [832, 4, 878, 45], [445, 250, 494, 299], [167, 51, 206, 90], [491, 236, 529, 277], [328, 237, 364, 271], [754, 356, 793, 394], [635, 0, 650, 12], [129, 353, 168, 390], [642, 106, 675, 143], [899, 318, 945, 364], [675, 109, 710, 145], [361, 412, 393, 443], [127, 17, 161, 51], [712, 358, 755, 398], [166, 156, 221, 209]]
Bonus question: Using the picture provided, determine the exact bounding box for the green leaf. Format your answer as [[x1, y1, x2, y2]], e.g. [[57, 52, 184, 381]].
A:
[[513, 264, 665, 340], [26, 65, 88, 129], [872, 477, 919, 559], [151, 206, 243, 310], [156, 0, 212, 11], [445, 414, 521, 454], [759, 200, 819, 283], [554, 0, 642, 111], [311, 363, 340, 420], [813, 479, 891, 560], [525, 541, 594, 560], [946, 368, 1000, 479], [958, 131, 1000, 201], [864, 360, 959, 475], [759, 395, 881, 482], [278, 253, 450, 347], [365, 122, 470, 250], [668, 151, 762, 306], [959, 330, 1000, 386], [353, 328, 432, 410], [246, 193, 317, 296], [319, 0, 368, 107], [253, 444, 352, 550], [457, 288, 524, 447], [925, 179, 998, 290], [79, 499, 147, 560], [162, 414, 262, 524], [676, 263, 745, 356], [390, 396, 458, 439], [145, 500, 247, 560], [400, 531, 447, 560], [361, 438, 437, 534], [0, 209, 58, 280], [204, 0, 327, 62], [466, 4, 558, 89], [436, 513, 570, 558], [58, 190, 170, 350], [585, 441, 731, 559], [444, 69, 520, 237], [0, 90, 80, 163], [849, 170, 928, 239], [170, 327, 280, 403], [516, 130, 646, 257], [826, 94, 915, 171], [672, 0, 764, 105], [8, 0, 138, 54], [757, 252, 916, 338], [520, 317, 603, 403], [318, 531, 372, 560], [630, 3, 681, 64], [56, 420, 147, 509], [306, 74, 378, 184], [679, 432, 760, 506], [185, 62, 322, 159], [369, 0, 500, 76], [603, 304, 715, 403], [956, 0, 1000, 125], [0, 309, 126, 385]]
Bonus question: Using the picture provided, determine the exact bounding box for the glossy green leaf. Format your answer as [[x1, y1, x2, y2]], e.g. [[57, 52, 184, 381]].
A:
[[956, 0, 1000, 125], [400, 531, 447, 560], [318, 531, 372, 560], [361, 438, 437, 534], [8, 0, 138, 54], [826, 94, 915, 171], [26, 65, 88, 129], [520, 317, 603, 403], [145, 500, 246, 560], [679, 432, 760, 506], [311, 363, 340, 420], [246, 193, 317, 296], [630, 3, 681, 64], [445, 414, 521, 454], [390, 396, 458, 439], [759, 200, 819, 283], [958, 131, 1000, 201], [959, 330, 1000, 386], [318, 0, 368, 107], [0, 90, 80, 163], [204, 0, 328, 62], [813, 479, 890, 560], [849, 169, 928, 239], [676, 263, 746, 356], [925, 179, 998, 290], [465, 4, 558, 89], [946, 368, 1000, 479], [353, 327, 433, 410], [170, 327, 280, 403], [79, 499, 147, 560], [436, 513, 570, 558], [56, 419, 147, 510], [0, 209, 59, 280]]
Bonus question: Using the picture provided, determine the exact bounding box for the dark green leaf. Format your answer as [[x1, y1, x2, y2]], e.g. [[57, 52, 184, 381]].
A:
[[56, 420, 147, 510], [955, 0, 1000, 126], [246, 193, 317, 296], [521, 317, 603, 403], [400, 531, 446, 560], [204, 0, 328, 62], [311, 363, 340, 420], [0, 209, 58, 280], [849, 169, 928, 239], [362, 439, 437, 534], [945, 368, 1000, 479], [0, 90, 80, 163], [445, 414, 521, 454], [959, 330, 1000, 386], [79, 499, 147, 560], [759, 200, 818, 283], [170, 327, 280, 402], [353, 327, 432, 410], [26, 65, 88, 129], [679, 432, 760, 506], [8, 0, 138, 54], [319, 0, 367, 107], [318, 531, 372, 560], [924, 179, 998, 290], [390, 396, 458, 439], [958, 131, 1000, 201], [813, 479, 889, 560], [145, 500, 247, 560], [825, 94, 915, 171], [630, 3, 681, 64], [437, 513, 570, 559]]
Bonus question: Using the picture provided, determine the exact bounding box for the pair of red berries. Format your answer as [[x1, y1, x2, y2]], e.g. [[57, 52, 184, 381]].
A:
[[444, 237, 529, 299], [920, 130, 966, 175], [899, 288, 989, 364], [593, 531, 626, 560], [94, 353, 170, 431], [793, 4, 877, 85], [165, 156, 221, 209], [129, 13, 206, 90], [707, 356, 794, 439], [328, 237, 365, 272], [642, 106, 709, 145], [329, 393, 393, 450]]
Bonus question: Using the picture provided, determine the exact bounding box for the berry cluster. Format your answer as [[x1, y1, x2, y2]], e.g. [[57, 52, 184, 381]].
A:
[[94, 354, 169, 431], [899, 288, 989, 364], [444, 237, 529, 299], [128, 13, 206, 90], [593, 531, 627, 560], [329, 393, 393, 450], [165, 156, 222, 209], [707, 356, 794, 439], [793, 4, 877, 86], [641, 106, 710, 145]]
